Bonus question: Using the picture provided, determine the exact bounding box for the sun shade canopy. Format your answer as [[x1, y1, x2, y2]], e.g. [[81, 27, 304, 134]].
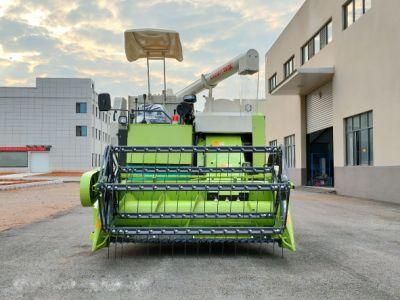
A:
[[124, 29, 183, 62]]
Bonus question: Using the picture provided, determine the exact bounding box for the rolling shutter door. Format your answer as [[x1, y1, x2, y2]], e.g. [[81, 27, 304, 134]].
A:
[[306, 82, 333, 134]]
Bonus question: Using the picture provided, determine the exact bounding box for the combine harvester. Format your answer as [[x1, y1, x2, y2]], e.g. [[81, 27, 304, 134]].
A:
[[80, 29, 295, 255]]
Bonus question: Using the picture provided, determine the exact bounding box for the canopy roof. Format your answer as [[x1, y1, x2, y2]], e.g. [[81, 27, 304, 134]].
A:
[[124, 29, 183, 62], [271, 67, 334, 96]]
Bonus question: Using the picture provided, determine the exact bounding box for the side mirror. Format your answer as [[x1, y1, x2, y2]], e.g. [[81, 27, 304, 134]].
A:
[[118, 115, 128, 126], [98, 93, 111, 111], [183, 94, 197, 103]]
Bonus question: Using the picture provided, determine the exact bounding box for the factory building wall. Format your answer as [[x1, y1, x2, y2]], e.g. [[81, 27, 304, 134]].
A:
[[264, 0, 400, 203]]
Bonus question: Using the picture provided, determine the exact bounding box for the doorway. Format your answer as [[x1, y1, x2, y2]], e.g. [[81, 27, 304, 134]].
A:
[[30, 152, 50, 173], [306, 127, 334, 187]]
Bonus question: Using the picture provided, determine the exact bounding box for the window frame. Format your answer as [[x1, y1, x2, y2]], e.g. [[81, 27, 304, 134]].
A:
[[269, 140, 278, 147], [76, 102, 87, 113], [343, 0, 372, 30], [345, 111, 373, 166], [0, 152, 28, 167], [268, 73, 277, 93], [284, 134, 296, 168], [283, 56, 295, 79], [301, 20, 333, 65], [76, 125, 88, 137]]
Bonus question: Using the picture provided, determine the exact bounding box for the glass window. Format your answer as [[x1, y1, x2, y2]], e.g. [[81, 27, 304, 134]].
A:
[[327, 21, 333, 43], [345, 1, 354, 29], [364, 0, 372, 12], [307, 39, 314, 60], [346, 117, 353, 132], [353, 115, 360, 130], [344, 0, 371, 29], [76, 126, 88, 137], [302, 45, 309, 64], [0, 152, 28, 167], [284, 57, 295, 78], [360, 129, 369, 165], [76, 102, 87, 113], [284, 134, 295, 168], [345, 111, 373, 166], [301, 20, 332, 65], [369, 128, 373, 164], [355, 0, 363, 21], [320, 26, 327, 49], [269, 73, 277, 92], [346, 133, 354, 166], [314, 34, 320, 54], [368, 111, 373, 127], [361, 112, 368, 128], [269, 140, 277, 147]]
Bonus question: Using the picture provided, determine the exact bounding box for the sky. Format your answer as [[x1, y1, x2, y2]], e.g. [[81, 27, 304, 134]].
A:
[[0, 0, 304, 103]]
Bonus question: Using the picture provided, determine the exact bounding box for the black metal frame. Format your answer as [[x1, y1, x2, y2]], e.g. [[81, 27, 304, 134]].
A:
[[95, 145, 291, 244]]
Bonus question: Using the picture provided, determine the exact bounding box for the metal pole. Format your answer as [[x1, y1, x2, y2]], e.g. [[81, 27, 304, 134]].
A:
[[163, 53, 167, 104], [135, 97, 138, 124], [256, 70, 260, 100], [146, 54, 151, 97]]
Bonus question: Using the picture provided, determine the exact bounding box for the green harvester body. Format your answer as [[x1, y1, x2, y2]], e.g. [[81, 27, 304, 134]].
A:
[[79, 28, 295, 254], [80, 115, 295, 252]]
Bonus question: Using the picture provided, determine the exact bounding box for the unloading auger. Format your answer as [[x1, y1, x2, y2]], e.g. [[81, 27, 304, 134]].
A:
[[80, 29, 295, 254]]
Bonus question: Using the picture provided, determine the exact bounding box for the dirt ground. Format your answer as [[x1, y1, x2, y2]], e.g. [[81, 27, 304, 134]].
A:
[[0, 183, 79, 231], [0, 179, 46, 186], [32, 172, 83, 177]]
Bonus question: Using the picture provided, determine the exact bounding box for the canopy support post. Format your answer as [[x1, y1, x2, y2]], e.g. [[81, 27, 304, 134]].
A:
[[146, 53, 151, 98], [163, 53, 167, 104]]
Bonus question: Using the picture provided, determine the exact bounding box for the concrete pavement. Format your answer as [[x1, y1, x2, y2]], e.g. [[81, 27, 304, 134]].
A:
[[0, 188, 399, 299]]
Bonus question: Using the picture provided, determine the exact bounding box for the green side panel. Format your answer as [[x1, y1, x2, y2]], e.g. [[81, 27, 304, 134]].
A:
[[127, 124, 192, 164], [204, 135, 243, 167], [280, 205, 296, 251], [252, 114, 266, 167], [89, 201, 109, 251], [80, 169, 99, 207]]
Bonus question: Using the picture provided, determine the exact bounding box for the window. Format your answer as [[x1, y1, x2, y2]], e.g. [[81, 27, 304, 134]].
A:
[[302, 20, 333, 64], [314, 34, 320, 55], [284, 56, 295, 78], [345, 111, 373, 166], [76, 126, 87, 137], [327, 22, 333, 43], [343, 0, 372, 30], [76, 102, 87, 113], [0, 152, 28, 167], [302, 45, 308, 65], [269, 140, 278, 147], [96, 106, 98, 118], [284, 135, 295, 168], [269, 73, 277, 92]]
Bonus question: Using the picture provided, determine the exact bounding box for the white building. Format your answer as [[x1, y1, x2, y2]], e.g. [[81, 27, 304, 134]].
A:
[[0, 78, 113, 172]]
